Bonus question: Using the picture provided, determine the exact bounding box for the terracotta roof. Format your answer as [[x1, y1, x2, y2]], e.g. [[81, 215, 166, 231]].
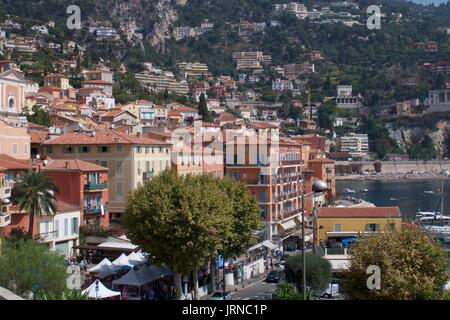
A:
[[252, 122, 278, 129], [29, 131, 49, 144], [317, 207, 401, 218], [201, 121, 220, 127], [45, 73, 68, 78], [168, 111, 182, 117], [0, 154, 33, 170], [39, 85, 62, 93], [101, 109, 132, 118], [43, 159, 108, 172], [43, 130, 170, 146], [174, 105, 198, 113], [82, 80, 112, 85], [113, 125, 133, 133], [26, 122, 47, 130]]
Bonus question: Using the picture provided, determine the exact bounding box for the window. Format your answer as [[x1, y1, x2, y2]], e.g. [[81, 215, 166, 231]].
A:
[[116, 146, 123, 153], [365, 223, 380, 232], [259, 191, 266, 202], [55, 220, 59, 238], [159, 147, 162, 153], [12, 143, 18, 155], [145, 147, 150, 154], [232, 172, 240, 181], [166, 148, 169, 154], [44, 221, 49, 237], [72, 217, 79, 235], [136, 146, 142, 153], [23, 144, 28, 155], [137, 161, 141, 175], [145, 161, 150, 172], [100, 161, 108, 168], [79, 146, 90, 153], [116, 161, 123, 175], [63, 146, 73, 154], [334, 224, 342, 232], [64, 218, 68, 236], [117, 182, 123, 197], [151, 147, 154, 154], [261, 208, 268, 220], [46, 146, 53, 154], [98, 146, 110, 153]]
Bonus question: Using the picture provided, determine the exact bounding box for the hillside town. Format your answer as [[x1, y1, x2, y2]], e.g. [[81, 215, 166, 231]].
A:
[[0, 0, 450, 302]]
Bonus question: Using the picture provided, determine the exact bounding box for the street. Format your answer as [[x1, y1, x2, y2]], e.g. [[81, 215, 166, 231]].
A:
[[231, 280, 278, 300]]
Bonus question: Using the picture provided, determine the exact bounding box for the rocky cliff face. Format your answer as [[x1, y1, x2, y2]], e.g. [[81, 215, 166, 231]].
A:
[[390, 120, 450, 155]]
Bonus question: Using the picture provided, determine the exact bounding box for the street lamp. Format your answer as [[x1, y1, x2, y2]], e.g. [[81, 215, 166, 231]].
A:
[[301, 179, 329, 300]]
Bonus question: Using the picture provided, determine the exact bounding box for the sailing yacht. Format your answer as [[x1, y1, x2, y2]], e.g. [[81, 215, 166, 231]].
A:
[[417, 171, 450, 235]]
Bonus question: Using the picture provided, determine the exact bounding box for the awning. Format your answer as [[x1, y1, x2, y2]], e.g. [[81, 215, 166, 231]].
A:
[[262, 240, 279, 250], [277, 219, 297, 232]]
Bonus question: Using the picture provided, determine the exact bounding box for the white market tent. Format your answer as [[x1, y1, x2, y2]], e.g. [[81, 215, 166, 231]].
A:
[[82, 280, 121, 299], [112, 268, 149, 288], [98, 241, 139, 251], [112, 253, 134, 269], [88, 258, 113, 273], [127, 252, 146, 266]]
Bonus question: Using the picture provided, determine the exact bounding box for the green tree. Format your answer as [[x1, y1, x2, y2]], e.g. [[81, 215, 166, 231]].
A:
[[13, 170, 58, 238], [122, 171, 233, 299], [0, 239, 67, 298], [285, 252, 332, 295], [274, 283, 302, 300], [198, 93, 212, 122], [342, 225, 449, 300], [25, 105, 51, 127]]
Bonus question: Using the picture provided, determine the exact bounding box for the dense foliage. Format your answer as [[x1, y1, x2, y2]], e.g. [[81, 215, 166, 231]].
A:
[[0, 239, 67, 298], [342, 225, 450, 300]]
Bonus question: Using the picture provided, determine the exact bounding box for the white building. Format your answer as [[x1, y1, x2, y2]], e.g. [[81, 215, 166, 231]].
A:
[[337, 133, 369, 158], [336, 85, 363, 109], [38, 203, 81, 258], [425, 89, 450, 113]]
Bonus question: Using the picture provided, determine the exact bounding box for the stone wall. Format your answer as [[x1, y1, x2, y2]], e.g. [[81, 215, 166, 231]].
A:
[[336, 160, 450, 174]]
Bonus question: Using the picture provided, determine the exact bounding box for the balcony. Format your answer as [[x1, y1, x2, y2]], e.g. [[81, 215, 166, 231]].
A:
[[0, 186, 11, 199], [84, 182, 107, 191], [84, 206, 102, 215], [0, 212, 11, 227], [39, 231, 58, 241]]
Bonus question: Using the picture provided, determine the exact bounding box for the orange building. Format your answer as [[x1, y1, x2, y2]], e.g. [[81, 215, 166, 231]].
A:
[[42, 159, 109, 227], [308, 158, 336, 200]]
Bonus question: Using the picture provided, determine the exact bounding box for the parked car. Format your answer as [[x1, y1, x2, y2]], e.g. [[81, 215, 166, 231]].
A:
[[256, 292, 277, 300], [317, 280, 340, 298], [265, 270, 281, 283], [208, 291, 232, 300], [276, 260, 285, 270]]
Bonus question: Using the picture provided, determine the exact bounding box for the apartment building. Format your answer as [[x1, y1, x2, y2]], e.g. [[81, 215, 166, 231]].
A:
[[42, 130, 172, 223], [0, 121, 31, 160], [337, 133, 369, 158], [176, 62, 209, 80], [135, 72, 189, 95], [224, 124, 316, 242]]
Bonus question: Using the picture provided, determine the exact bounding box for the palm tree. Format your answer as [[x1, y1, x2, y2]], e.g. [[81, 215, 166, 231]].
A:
[[13, 169, 58, 239]]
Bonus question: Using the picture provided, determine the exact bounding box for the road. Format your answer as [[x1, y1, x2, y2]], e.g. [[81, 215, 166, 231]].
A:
[[231, 280, 278, 300]]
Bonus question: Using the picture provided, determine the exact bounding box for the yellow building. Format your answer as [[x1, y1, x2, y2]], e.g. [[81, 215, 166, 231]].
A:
[[315, 206, 401, 244], [42, 130, 172, 223]]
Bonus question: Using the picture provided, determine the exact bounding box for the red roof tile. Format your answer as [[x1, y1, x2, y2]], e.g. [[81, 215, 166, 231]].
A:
[[0, 154, 33, 170], [317, 207, 401, 218], [43, 130, 170, 146], [43, 159, 108, 172]]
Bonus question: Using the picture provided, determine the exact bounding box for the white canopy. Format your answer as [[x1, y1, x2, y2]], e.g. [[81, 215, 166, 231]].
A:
[[112, 268, 148, 287], [82, 279, 121, 299], [98, 241, 138, 250], [112, 253, 133, 268], [88, 258, 113, 273], [127, 252, 146, 266]]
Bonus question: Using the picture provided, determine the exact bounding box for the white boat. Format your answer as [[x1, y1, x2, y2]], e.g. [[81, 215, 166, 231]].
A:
[[343, 188, 356, 194], [363, 189, 368, 193], [424, 190, 434, 194], [389, 198, 398, 201]]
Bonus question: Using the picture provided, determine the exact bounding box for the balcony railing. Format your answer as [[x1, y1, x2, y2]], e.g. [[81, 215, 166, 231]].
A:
[[84, 182, 107, 191], [84, 206, 102, 214], [39, 231, 58, 241], [0, 212, 11, 227]]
